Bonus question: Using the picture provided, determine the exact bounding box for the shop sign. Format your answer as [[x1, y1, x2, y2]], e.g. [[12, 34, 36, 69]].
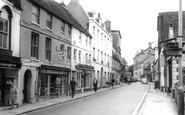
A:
[[0, 63, 17, 68], [58, 51, 65, 60]]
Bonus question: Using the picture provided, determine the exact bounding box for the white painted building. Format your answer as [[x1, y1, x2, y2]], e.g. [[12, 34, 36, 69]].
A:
[[0, 0, 22, 106], [70, 27, 93, 92], [88, 12, 112, 88]]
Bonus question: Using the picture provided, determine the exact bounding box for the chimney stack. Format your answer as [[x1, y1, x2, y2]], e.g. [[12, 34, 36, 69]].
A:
[[105, 19, 111, 33], [148, 42, 152, 48], [71, 0, 79, 3]]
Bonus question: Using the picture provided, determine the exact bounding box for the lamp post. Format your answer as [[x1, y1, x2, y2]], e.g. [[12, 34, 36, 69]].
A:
[[177, 0, 184, 115]]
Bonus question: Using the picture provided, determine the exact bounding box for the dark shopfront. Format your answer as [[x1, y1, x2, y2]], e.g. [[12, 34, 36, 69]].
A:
[[38, 65, 70, 101], [0, 52, 21, 106]]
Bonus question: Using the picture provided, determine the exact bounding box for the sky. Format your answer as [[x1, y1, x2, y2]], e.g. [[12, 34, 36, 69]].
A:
[[54, 0, 184, 65]]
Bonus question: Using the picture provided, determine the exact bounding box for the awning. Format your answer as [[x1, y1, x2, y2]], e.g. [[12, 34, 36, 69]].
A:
[[75, 64, 94, 70], [39, 65, 70, 75], [0, 55, 22, 69]]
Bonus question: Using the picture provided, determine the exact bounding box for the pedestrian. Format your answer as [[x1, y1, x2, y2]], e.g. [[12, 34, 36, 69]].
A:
[[93, 78, 98, 92], [70, 77, 76, 98], [154, 80, 159, 91], [9, 82, 18, 109], [112, 78, 115, 88]]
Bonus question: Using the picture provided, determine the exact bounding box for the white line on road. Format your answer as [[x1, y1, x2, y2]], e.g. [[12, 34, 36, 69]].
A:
[[132, 83, 150, 115]]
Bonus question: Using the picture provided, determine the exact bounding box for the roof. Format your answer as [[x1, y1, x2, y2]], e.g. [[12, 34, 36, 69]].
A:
[[8, 0, 22, 10], [133, 47, 154, 59], [111, 30, 122, 39], [28, 0, 92, 38]]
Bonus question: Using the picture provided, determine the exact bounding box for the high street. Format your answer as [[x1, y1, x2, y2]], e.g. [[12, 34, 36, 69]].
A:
[[25, 83, 148, 115]]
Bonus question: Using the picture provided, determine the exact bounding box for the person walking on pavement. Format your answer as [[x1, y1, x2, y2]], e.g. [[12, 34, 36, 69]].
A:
[[154, 80, 159, 91], [112, 78, 115, 88], [93, 78, 98, 92], [9, 82, 18, 109], [70, 77, 76, 98]]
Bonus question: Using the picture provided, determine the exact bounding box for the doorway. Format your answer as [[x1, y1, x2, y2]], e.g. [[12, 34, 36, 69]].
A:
[[23, 70, 32, 103]]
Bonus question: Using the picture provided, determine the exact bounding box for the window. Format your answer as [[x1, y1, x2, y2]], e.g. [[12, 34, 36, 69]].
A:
[[60, 44, 65, 59], [79, 32, 82, 42], [68, 25, 72, 36], [93, 26, 95, 37], [97, 29, 99, 37], [32, 5, 39, 24], [104, 53, 106, 64], [86, 36, 88, 46], [89, 54, 91, 60], [67, 47, 71, 60], [0, 17, 8, 49], [45, 37, 51, 61], [104, 35, 106, 42], [46, 13, 52, 30], [97, 50, 99, 62], [61, 21, 65, 33], [74, 49, 77, 61], [89, 38, 92, 46], [31, 32, 39, 59], [93, 48, 95, 58], [86, 53, 88, 60], [101, 33, 103, 42], [79, 51, 81, 62]]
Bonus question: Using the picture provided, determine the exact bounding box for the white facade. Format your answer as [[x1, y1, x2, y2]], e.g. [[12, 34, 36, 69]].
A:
[[0, 0, 21, 57], [71, 27, 93, 90], [88, 13, 112, 88]]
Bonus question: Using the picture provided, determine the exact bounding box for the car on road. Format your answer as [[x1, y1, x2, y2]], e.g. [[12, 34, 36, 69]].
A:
[[141, 78, 148, 84], [130, 77, 138, 83]]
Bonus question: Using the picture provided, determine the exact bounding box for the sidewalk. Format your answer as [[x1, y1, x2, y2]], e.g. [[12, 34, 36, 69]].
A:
[[0, 84, 123, 115], [140, 83, 178, 115]]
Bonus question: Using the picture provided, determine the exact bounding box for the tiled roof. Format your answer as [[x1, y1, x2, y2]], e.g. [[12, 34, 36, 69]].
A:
[[28, 0, 92, 38]]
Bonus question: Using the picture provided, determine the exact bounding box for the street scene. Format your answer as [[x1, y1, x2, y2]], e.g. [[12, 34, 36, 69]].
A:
[[0, 0, 185, 115]]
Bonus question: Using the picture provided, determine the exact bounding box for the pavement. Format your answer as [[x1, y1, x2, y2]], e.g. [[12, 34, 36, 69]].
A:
[[0, 82, 178, 115], [0, 84, 125, 115], [139, 82, 178, 115]]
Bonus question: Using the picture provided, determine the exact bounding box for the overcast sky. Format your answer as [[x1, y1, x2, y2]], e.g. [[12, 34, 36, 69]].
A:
[[54, 0, 184, 65]]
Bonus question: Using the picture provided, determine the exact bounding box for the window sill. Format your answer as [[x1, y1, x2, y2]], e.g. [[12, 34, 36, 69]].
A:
[[31, 57, 39, 62], [31, 21, 40, 27], [46, 27, 53, 32]]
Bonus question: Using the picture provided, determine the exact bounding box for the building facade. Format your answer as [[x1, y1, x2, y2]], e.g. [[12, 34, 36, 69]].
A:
[[66, 0, 93, 92], [19, 0, 91, 104], [157, 11, 185, 92], [0, 0, 22, 106], [111, 30, 122, 84], [133, 43, 155, 80], [88, 13, 113, 88]]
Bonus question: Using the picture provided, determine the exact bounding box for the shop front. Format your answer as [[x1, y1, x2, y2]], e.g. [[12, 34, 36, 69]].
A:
[[38, 65, 70, 101], [75, 64, 94, 92], [0, 52, 21, 106]]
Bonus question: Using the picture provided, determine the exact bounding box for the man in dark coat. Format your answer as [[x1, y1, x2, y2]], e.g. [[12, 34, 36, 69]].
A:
[[70, 77, 76, 98]]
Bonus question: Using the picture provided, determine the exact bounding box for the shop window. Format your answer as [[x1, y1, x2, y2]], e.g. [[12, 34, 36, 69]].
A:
[[31, 32, 39, 59], [40, 75, 48, 96], [77, 73, 81, 88]]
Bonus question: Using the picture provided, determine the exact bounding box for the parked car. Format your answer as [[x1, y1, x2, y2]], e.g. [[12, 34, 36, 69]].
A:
[[141, 78, 148, 84], [130, 77, 138, 83]]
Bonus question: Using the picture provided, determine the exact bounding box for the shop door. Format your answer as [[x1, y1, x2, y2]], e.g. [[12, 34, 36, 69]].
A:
[[62, 76, 68, 95], [0, 69, 5, 106]]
